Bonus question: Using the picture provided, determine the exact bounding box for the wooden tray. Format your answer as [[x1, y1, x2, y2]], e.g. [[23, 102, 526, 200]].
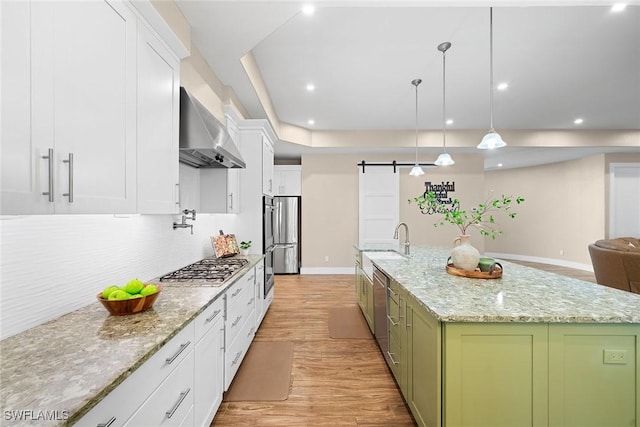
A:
[[446, 261, 503, 279]]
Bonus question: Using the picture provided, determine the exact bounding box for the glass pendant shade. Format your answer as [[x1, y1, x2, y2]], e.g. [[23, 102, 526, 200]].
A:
[[434, 152, 455, 166], [477, 130, 507, 149], [409, 164, 425, 176]]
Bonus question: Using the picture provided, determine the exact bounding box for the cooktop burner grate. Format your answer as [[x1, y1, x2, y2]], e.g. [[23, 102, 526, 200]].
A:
[[159, 258, 248, 284]]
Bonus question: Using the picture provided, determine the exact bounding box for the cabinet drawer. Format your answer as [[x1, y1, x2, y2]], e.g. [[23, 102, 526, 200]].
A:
[[78, 322, 194, 426], [224, 309, 256, 390], [194, 296, 224, 343], [124, 349, 194, 427], [226, 281, 256, 347], [226, 273, 251, 307]]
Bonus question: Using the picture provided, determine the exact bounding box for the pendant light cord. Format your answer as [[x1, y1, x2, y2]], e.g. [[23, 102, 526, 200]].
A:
[[442, 46, 447, 152], [411, 79, 422, 164], [489, 7, 494, 131]]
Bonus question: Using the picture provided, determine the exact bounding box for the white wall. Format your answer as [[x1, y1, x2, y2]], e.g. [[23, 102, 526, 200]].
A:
[[0, 213, 241, 339]]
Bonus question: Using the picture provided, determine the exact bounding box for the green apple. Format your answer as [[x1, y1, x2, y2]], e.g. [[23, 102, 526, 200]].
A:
[[101, 285, 119, 299], [124, 278, 144, 295], [130, 294, 143, 299], [109, 290, 132, 300], [140, 284, 158, 296]]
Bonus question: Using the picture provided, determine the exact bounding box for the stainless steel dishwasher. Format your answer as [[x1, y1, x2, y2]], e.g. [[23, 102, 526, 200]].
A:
[[372, 265, 391, 367]]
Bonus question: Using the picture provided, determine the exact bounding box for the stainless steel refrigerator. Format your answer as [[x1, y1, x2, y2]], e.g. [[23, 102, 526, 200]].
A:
[[273, 196, 300, 274]]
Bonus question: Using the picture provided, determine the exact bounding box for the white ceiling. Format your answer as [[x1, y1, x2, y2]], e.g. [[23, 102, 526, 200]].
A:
[[175, 1, 640, 168]]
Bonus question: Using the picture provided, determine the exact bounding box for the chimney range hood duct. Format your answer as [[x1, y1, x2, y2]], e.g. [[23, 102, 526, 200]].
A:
[[179, 87, 246, 169]]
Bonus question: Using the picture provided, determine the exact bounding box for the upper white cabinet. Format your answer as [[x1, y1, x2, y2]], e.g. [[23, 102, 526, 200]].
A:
[[136, 24, 180, 214], [1, 0, 184, 215], [262, 136, 275, 197], [273, 165, 302, 196]]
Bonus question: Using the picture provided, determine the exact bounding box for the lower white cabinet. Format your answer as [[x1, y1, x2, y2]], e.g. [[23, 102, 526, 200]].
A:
[[123, 349, 194, 427], [193, 297, 225, 427]]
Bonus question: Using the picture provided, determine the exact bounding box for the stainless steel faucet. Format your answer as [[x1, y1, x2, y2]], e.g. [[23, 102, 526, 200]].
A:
[[173, 209, 197, 234], [393, 222, 410, 255]]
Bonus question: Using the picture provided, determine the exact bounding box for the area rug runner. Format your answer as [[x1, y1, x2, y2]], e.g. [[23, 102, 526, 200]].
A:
[[223, 341, 294, 401], [328, 306, 373, 339]]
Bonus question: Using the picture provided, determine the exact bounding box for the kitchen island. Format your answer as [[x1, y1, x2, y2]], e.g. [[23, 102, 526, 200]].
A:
[[355, 245, 640, 427], [0, 255, 264, 426]]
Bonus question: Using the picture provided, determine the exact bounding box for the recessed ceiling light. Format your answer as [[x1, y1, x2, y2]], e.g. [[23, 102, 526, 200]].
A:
[[446, 119, 454, 125], [308, 119, 315, 125], [306, 83, 315, 92], [497, 82, 509, 91], [611, 3, 627, 12], [574, 118, 584, 125], [302, 4, 315, 15]]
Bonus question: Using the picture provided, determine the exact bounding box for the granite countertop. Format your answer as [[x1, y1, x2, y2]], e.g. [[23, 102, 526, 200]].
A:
[[0, 255, 263, 427], [358, 245, 640, 324]]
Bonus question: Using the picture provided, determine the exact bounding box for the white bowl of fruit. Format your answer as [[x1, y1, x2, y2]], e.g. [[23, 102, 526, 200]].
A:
[[97, 279, 162, 316]]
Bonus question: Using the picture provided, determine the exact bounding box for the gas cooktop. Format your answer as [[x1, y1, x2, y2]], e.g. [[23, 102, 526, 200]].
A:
[[159, 258, 248, 285]]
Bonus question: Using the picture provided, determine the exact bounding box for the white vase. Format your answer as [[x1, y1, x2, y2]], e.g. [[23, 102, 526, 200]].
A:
[[240, 249, 250, 256], [450, 235, 480, 271]]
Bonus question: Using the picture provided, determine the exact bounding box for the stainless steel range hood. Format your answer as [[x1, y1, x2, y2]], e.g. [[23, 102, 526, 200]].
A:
[[179, 87, 246, 169]]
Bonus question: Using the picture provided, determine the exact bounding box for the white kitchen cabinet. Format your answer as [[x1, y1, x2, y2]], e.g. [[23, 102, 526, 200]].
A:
[[193, 297, 225, 427], [225, 106, 242, 214], [136, 23, 180, 214], [273, 165, 302, 196], [262, 136, 275, 196], [254, 261, 266, 327], [33, 0, 137, 214]]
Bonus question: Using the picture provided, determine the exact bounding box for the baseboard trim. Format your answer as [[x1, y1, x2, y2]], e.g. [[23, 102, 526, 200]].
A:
[[486, 252, 594, 272], [300, 267, 355, 275]]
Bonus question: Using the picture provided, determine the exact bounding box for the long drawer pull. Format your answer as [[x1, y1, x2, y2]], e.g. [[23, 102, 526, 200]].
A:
[[165, 341, 191, 365], [62, 153, 73, 202], [231, 315, 243, 327], [247, 326, 255, 337], [232, 351, 242, 365], [387, 314, 399, 327], [231, 288, 241, 297], [97, 417, 116, 427], [247, 297, 255, 306], [165, 388, 190, 419], [206, 309, 222, 323], [387, 351, 399, 366], [42, 148, 54, 202]]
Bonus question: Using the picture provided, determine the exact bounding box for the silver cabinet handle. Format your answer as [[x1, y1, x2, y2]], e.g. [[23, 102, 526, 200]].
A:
[[165, 388, 190, 419], [165, 341, 191, 365], [387, 314, 399, 327], [231, 351, 242, 366], [231, 315, 243, 327], [42, 148, 54, 202], [387, 351, 399, 366], [231, 288, 241, 297], [247, 326, 255, 337], [62, 153, 73, 202], [175, 183, 180, 205], [206, 309, 221, 323], [247, 297, 255, 306], [229, 192, 233, 210], [97, 417, 116, 427]]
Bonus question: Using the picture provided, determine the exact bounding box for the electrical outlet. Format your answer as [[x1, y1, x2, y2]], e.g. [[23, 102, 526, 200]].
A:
[[324, 255, 329, 262], [603, 349, 628, 364]]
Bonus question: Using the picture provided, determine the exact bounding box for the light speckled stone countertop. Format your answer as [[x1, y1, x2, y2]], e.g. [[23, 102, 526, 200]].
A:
[[0, 255, 263, 426], [356, 245, 640, 324]]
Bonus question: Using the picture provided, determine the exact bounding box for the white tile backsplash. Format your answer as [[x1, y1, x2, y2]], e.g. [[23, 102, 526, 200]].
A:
[[0, 213, 240, 340]]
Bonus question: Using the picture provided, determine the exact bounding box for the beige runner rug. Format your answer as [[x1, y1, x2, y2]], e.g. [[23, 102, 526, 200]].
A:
[[224, 341, 294, 401], [328, 306, 372, 339]]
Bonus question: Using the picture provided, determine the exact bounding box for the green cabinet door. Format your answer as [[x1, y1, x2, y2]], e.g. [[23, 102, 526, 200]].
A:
[[406, 298, 441, 427], [549, 324, 640, 427], [444, 323, 549, 427]]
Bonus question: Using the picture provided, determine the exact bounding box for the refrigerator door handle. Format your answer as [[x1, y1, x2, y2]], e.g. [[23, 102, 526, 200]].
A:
[[274, 243, 296, 249]]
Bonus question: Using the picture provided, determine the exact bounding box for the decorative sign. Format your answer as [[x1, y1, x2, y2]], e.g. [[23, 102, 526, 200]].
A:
[[420, 181, 459, 215]]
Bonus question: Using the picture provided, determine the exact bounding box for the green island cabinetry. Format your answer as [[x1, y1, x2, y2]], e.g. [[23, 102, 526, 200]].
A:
[[360, 246, 640, 427], [354, 251, 375, 333]]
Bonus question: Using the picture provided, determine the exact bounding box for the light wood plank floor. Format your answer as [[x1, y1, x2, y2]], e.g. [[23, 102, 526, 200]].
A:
[[212, 275, 416, 426], [211, 262, 594, 426]]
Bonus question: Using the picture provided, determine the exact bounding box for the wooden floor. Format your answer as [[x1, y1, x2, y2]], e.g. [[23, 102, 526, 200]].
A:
[[212, 275, 416, 426], [211, 262, 594, 426]]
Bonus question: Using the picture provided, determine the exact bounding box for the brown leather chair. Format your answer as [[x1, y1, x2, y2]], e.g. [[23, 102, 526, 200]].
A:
[[588, 237, 640, 294]]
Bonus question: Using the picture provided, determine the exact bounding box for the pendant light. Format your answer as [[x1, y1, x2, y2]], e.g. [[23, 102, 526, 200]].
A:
[[477, 7, 507, 150], [409, 78, 425, 176], [434, 41, 454, 166]]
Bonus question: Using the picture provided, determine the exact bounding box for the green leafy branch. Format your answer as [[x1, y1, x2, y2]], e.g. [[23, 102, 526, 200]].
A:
[[409, 191, 525, 239]]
